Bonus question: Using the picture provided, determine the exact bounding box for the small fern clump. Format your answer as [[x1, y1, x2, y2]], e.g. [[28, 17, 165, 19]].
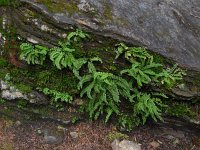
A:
[[156, 64, 186, 88], [115, 43, 151, 63], [49, 41, 87, 73], [133, 91, 166, 124], [78, 63, 132, 122], [116, 43, 186, 89], [121, 61, 162, 88], [114, 43, 185, 129], [67, 28, 90, 42], [20, 43, 48, 65], [38, 87, 73, 111]]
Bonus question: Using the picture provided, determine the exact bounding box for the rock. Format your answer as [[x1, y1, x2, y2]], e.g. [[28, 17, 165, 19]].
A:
[[70, 131, 78, 139], [57, 125, 67, 131], [0, 80, 48, 104], [173, 138, 180, 145], [111, 139, 141, 150], [37, 129, 43, 135], [162, 128, 185, 139], [27, 91, 48, 104], [15, 120, 22, 126], [164, 135, 175, 140], [43, 129, 63, 144], [1, 0, 200, 99], [73, 98, 84, 106], [0, 80, 8, 90], [1, 90, 24, 100], [17, 0, 200, 72], [149, 141, 160, 149]]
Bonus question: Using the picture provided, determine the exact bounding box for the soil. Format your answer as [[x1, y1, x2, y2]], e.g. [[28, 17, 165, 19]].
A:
[[0, 103, 200, 150]]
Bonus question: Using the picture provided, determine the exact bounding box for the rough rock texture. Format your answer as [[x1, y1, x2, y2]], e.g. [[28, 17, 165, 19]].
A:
[[16, 0, 200, 71], [0, 0, 200, 99], [0, 80, 48, 104], [111, 139, 141, 150]]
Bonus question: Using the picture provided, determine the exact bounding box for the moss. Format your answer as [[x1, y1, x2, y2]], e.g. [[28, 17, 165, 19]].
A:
[[0, 57, 8, 68], [103, 5, 113, 20], [36, 0, 78, 15], [165, 102, 197, 118], [23, 9, 38, 18], [192, 73, 200, 86], [0, 0, 13, 6], [0, 68, 9, 79], [16, 99, 28, 109], [15, 83, 32, 93], [65, 2, 79, 15], [0, 107, 14, 121], [30, 106, 53, 116], [107, 131, 129, 141]]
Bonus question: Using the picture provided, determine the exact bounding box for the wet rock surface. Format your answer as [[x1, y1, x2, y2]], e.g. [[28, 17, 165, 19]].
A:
[[15, 0, 200, 72]]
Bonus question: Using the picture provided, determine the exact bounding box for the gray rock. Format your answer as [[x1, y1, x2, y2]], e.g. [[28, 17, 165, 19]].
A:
[[18, 0, 200, 71], [27, 91, 48, 104], [43, 130, 63, 144], [0, 80, 8, 90], [0, 80, 48, 104], [111, 139, 141, 150], [15, 120, 22, 126], [1, 0, 200, 99], [70, 131, 78, 139], [73, 98, 84, 106], [1, 90, 24, 100]]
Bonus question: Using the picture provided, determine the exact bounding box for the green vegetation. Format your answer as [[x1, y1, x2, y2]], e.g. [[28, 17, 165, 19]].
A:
[[20, 44, 48, 65], [15, 83, 32, 93], [38, 87, 73, 111], [0, 98, 6, 104], [157, 64, 186, 88], [0, 0, 12, 6], [36, 0, 78, 14], [166, 103, 196, 118], [78, 68, 132, 122], [107, 131, 128, 141], [0, 57, 8, 68], [0, 0, 19, 7], [17, 99, 28, 109], [1, 28, 187, 131]]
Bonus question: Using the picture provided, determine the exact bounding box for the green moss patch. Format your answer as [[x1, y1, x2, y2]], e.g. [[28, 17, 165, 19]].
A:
[[36, 0, 78, 14], [0, 57, 9, 68]]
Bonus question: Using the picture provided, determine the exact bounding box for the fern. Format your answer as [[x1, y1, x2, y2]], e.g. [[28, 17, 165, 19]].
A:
[[78, 71, 132, 122], [115, 43, 151, 63], [156, 64, 186, 88], [38, 87, 73, 111], [49, 41, 88, 79], [133, 91, 165, 124], [39, 87, 73, 103], [20, 43, 48, 65], [49, 40, 102, 80], [67, 29, 90, 42], [121, 61, 162, 88]]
